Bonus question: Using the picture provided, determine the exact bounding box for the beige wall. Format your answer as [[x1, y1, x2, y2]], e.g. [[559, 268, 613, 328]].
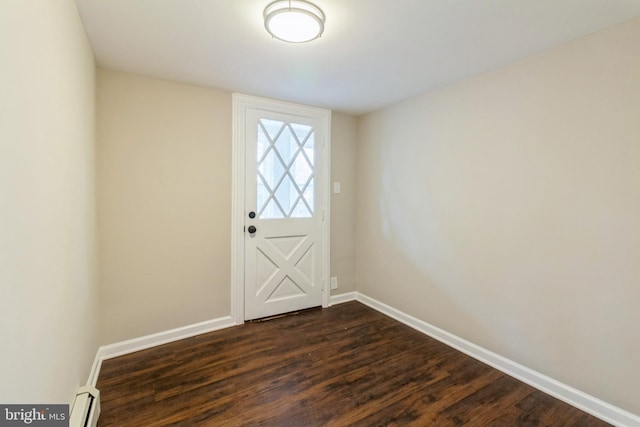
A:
[[0, 0, 98, 404], [97, 70, 232, 344], [330, 113, 358, 294], [356, 17, 640, 415]]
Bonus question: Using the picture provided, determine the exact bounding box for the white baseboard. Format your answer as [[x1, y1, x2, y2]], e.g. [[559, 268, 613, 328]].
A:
[[329, 291, 358, 306], [87, 315, 236, 387], [86, 350, 103, 387], [355, 292, 639, 427]]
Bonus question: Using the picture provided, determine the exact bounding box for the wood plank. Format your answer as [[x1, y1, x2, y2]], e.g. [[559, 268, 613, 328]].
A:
[[96, 302, 611, 426]]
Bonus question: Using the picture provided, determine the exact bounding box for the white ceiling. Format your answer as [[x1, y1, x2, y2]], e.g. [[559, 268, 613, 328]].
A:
[[76, 0, 640, 115]]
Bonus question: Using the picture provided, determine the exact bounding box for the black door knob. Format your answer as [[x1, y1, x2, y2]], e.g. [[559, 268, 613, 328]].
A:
[[248, 211, 256, 219], [247, 225, 257, 233]]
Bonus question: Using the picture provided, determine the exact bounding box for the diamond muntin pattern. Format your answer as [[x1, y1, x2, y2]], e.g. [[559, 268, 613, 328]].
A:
[[257, 119, 315, 219]]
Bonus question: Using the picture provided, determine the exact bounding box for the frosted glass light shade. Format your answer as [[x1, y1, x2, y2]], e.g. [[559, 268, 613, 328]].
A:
[[264, 0, 325, 43]]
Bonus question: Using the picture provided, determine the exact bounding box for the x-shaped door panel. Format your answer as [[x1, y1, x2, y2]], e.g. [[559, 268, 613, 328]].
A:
[[255, 234, 315, 304]]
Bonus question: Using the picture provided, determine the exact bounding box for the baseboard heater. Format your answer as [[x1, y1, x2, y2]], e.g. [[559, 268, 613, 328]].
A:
[[69, 385, 100, 427]]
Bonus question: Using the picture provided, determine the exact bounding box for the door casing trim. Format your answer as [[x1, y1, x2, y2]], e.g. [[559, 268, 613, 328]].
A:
[[231, 93, 331, 324]]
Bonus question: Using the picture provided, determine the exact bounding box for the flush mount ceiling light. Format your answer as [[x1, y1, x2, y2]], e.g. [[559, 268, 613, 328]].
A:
[[264, 0, 325, 43]]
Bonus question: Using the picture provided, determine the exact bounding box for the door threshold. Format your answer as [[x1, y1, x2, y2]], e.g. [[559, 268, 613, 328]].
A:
[[248, 306, 322, 323]]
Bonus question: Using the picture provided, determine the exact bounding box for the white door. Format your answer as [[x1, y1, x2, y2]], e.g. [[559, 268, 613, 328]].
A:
[[240, 99, 329, 321]]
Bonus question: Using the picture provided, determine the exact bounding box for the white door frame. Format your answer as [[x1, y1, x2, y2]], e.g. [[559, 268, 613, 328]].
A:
[[231, 93, 331, 324]]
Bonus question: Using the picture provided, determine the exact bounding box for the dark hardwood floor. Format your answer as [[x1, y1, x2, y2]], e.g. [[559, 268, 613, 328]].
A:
[[96, 302, 610, 426]]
